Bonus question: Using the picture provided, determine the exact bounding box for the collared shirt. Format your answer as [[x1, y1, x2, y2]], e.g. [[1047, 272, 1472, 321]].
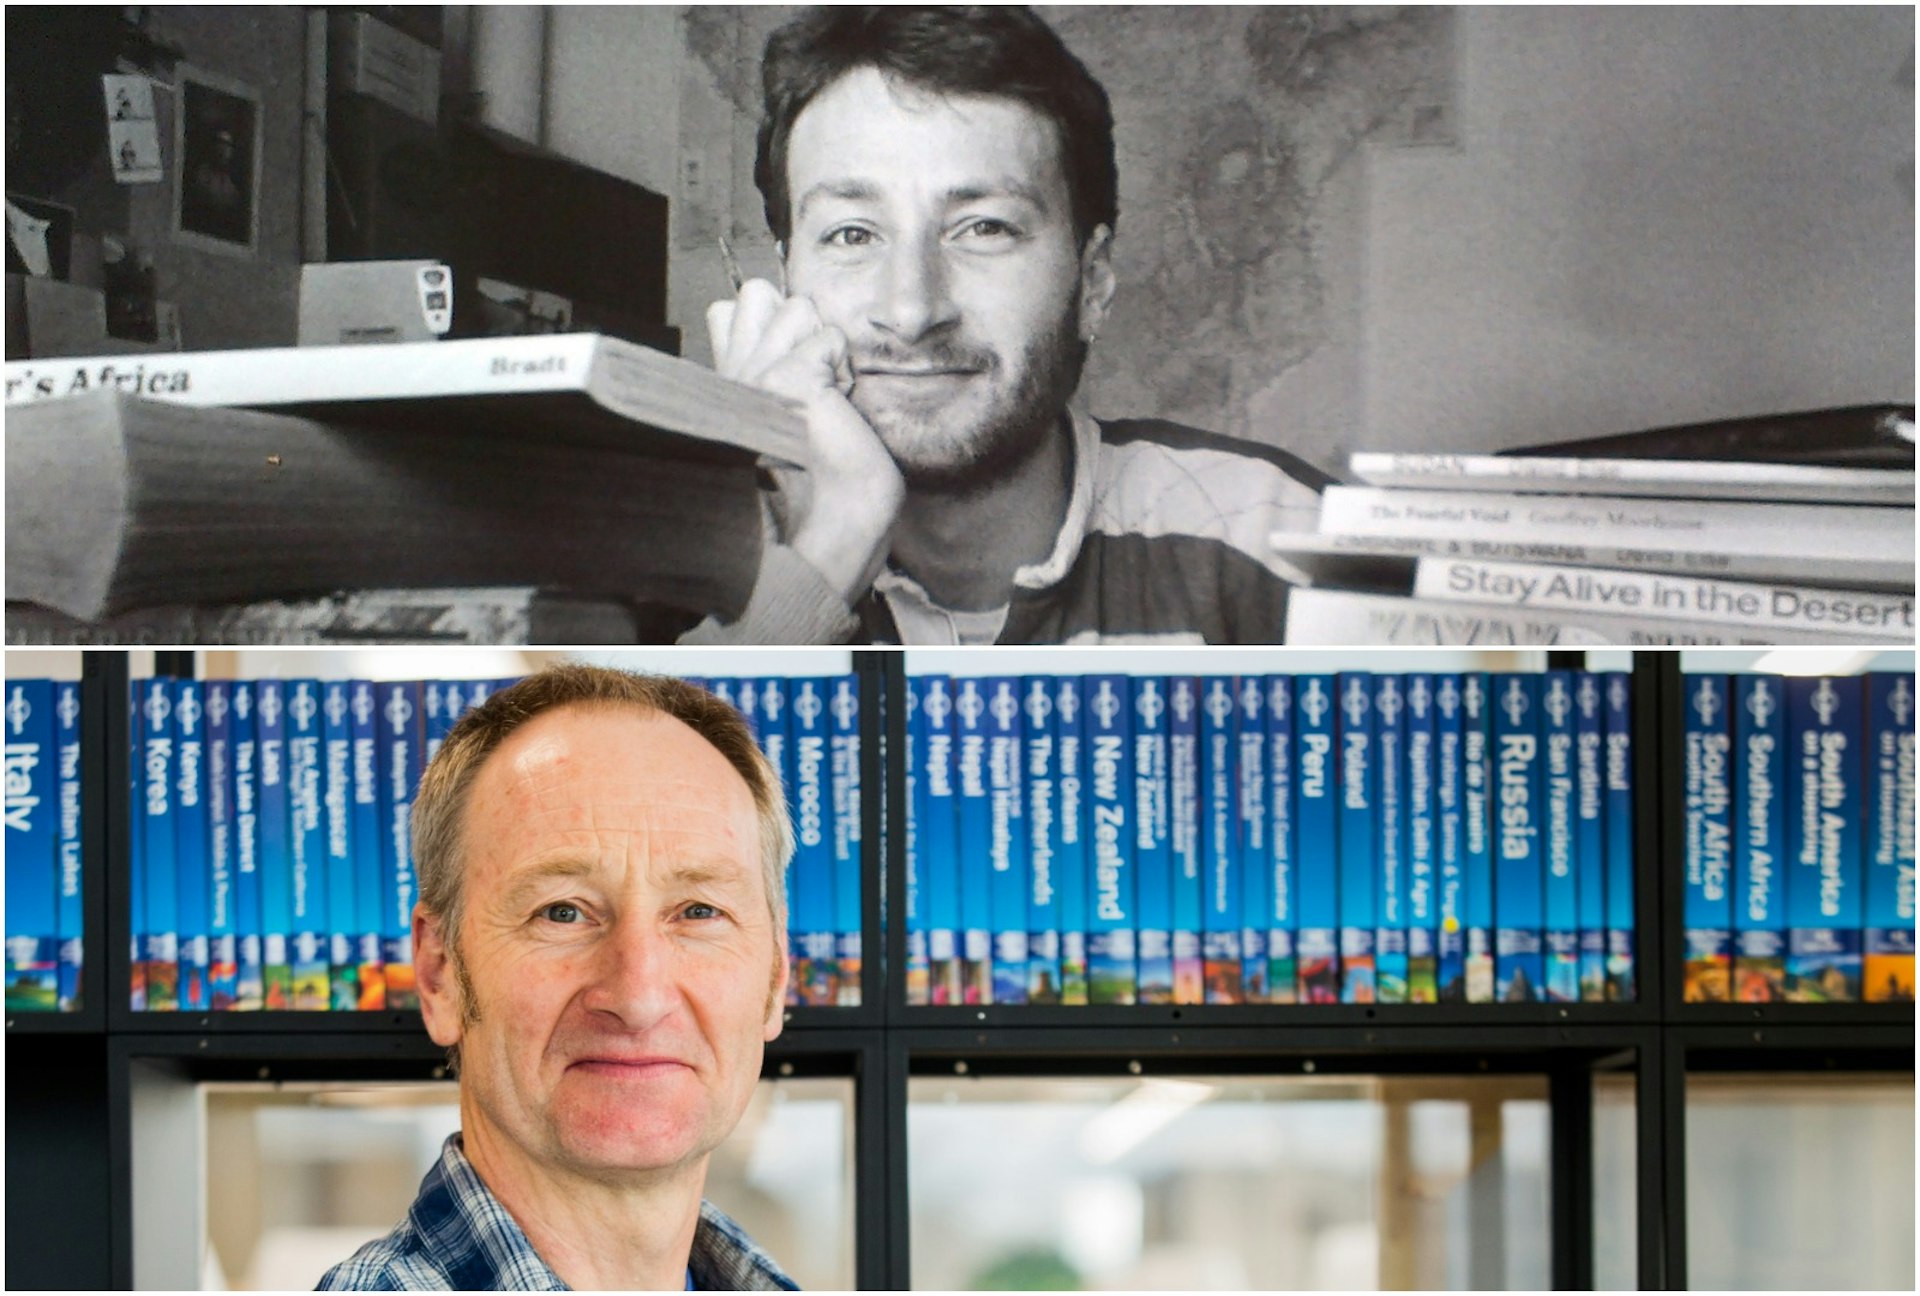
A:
[[317, 1134, 798, 1292], [865, 407, 1330, 644]]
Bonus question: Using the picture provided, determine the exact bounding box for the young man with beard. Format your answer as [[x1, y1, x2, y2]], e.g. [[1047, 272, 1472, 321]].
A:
[[683, 5, 1329, 646]]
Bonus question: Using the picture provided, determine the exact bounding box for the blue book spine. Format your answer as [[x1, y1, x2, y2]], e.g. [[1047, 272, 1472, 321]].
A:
[[1132, 677, 1174, 1004], [1084, 674, 1136, 1004], [55, 682, 84, 1010], [1602, 672, 1636, 1001], [1574, 673, 1608, 1003], [350, 682, 385, 1010], [140, 677, 180, 1010], [1541, 670, 1580, 1004], [985, 677, 1028, 1005], [1201, 677, 1241, 1004], [5, 679, 59, 1011], [990, 683, 1036, 1006], [1336, 672, 1377, 1003], [734, 678, 761, 740], [230, 683, 264, 1009], [915, 676, 963, 1005], [1263, 676, 1296, 1003], [1373, 674, 1408, 1004], [128, 679, 147, 1010], [376, 681, 421, 1010], [752, 677, 795, 1002], [1167, 677, 1204, 1004], [1786, 676, 1864, 1001], [709, 677, 739, 718], [204, 684, 237, 1009], [1733, 675, 1788, 1003], [1462, 673, 1496, 1003], [1237, 677, 1271, 1003], [1493, 673, 1543, 1003], [173, 680, 211, 1011], [286, 681, 328, 1009], [1404, 674, 1438, 1003], [954, 678, 994, 1003], [1434, 676, 1467, 1001], [1022, 677, 1062, 1003], [422, 681, 446, 763], [1864, 673, 1915, 1002], [1053, 677, 1090, 1005], [789, 678, 836, 1006], [903, 676, 928, 1005], [1683, 674, 1734, 1003], [829, 675, 863, 1007], [322, 682, 358, 1011], [1294, 674, 1339, 1003]]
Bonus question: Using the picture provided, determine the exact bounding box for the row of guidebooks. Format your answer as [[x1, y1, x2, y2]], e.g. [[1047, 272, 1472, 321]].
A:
[[0, 672, 864, 1013], [1683, 672, 1916, 1003], [903, 670, 1638, 1007]]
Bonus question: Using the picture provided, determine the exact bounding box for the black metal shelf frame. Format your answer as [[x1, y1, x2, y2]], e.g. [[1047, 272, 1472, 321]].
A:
[[6, 647, 1914, 1292]]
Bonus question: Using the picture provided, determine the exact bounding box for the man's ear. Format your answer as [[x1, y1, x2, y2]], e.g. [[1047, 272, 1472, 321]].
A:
[[764, 935, 789, 1043], [413, 905, 464, 1050], [1077, 224, 1117, 344]]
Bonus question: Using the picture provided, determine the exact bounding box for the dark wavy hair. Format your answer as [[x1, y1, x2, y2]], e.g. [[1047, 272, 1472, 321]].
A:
[[754, 6, 1118, 248]]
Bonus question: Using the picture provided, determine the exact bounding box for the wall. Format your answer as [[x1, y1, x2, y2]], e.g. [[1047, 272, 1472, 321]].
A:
[[1362, 5, 1915, 458]]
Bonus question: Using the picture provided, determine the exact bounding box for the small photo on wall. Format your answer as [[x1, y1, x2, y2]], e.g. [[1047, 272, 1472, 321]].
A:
[[173, 66, 261, 254]]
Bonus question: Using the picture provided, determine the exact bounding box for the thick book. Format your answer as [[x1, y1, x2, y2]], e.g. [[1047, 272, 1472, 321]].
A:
[[173, 680, 211, 1011], [1682, 675, 1734, 1003], [1316, 487, 1913, 586], [320, 682, 358, 1011], [286, 681, 330, 1010], [1236, 677, 1272, 1004], [789, 678, 836, 1007], [1022, 677, 1062, 1004], [1350, 451, 1914, 505], [128, 681, 147, 1011], [1785, 677, 1864, 1002], [1293, 675, 1339, 1003], [1602, 673, 1636, 1002], [376, 681, 422, 1010], [1335, 673, 1377, 1003], [5, 679, 59, 1010], [1540, 672, 1580, 1004], [1053, 677, 1090, 1006], [1168, 677, 1204, 1005], [1864, 674, 1916, 1002], [1084, 675, 1136, 1004], [1573, 674, 1607, 1003], [1434, 676, 1467, 1002], [1373, 675, 1407, 1004], [914, 676, 962, 1005], [829, 676, 863, 1007], [1461, 674, 1496, 1004], [1411, 559, 1913, 643], [1132, 678, 1174, 1005], [1492, 674, 1543, 1003], [1200, 678, 1240, 1005], [954, 679, 993, 1004], [1503, 404, 1916, 469], [139, 677, 180, 1010], [903, 677, 928, 1006], [55, 681, 84, 1010], [985, 678, 1028, 1006], [1404, 675, 1438, 1004], [2, 332, 806, 462], [231, 682, 265, 1010], [1733, 675, 1788, 1003], [349, 682, 386, 1011], [1284, 588, 1861, 647], [750, 677, 794, 1002], [5, 392, 768, 625], [204, 683, 237, 1011], [1263, 677, 1298, 1004]]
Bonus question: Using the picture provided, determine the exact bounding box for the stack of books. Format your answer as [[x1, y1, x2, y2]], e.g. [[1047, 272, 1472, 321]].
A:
[[4, 677, 85, 1012], [1682, 671, 1915, 1005], [1274, 407, 1915, 645], [903, 670, 1637, 1008], [124, 672, 863, 1013]]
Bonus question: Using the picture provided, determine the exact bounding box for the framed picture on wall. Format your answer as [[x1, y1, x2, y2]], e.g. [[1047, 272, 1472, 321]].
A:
[[172, 65, 262, 255]]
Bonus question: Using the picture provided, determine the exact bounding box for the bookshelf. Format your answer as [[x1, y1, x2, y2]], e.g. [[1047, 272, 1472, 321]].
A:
[[6, 648, 1912, 1290]]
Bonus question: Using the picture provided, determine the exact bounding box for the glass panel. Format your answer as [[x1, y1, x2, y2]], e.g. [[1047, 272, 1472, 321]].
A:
[[201, 1075, 854, 1290], [907, 1072, 1550, 1290], [1686, 1072, 1914, 1291], [1592, 1071, 1638, 1290]]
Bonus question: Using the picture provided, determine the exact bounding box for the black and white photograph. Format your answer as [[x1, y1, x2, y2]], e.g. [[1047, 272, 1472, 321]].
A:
[[173, 66, 261, 252], [2, 5, 1913, 647]]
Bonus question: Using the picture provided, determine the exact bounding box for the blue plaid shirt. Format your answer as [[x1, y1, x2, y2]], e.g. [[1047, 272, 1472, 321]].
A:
[[318, 1134, 798, 1291]]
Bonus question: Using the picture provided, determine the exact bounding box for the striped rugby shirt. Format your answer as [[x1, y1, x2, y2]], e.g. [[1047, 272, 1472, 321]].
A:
[[685, 407, 1329, 645]]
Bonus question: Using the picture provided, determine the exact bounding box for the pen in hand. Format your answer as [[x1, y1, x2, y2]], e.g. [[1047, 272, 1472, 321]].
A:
[[719, 232, 744, 293]]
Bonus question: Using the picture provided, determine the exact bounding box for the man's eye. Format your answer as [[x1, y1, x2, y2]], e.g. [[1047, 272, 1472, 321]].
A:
[[541, 902, 582, 924], [822, 225, 876, 247], [956, 218, 1017, 240], [683, 902, 722, 921]]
